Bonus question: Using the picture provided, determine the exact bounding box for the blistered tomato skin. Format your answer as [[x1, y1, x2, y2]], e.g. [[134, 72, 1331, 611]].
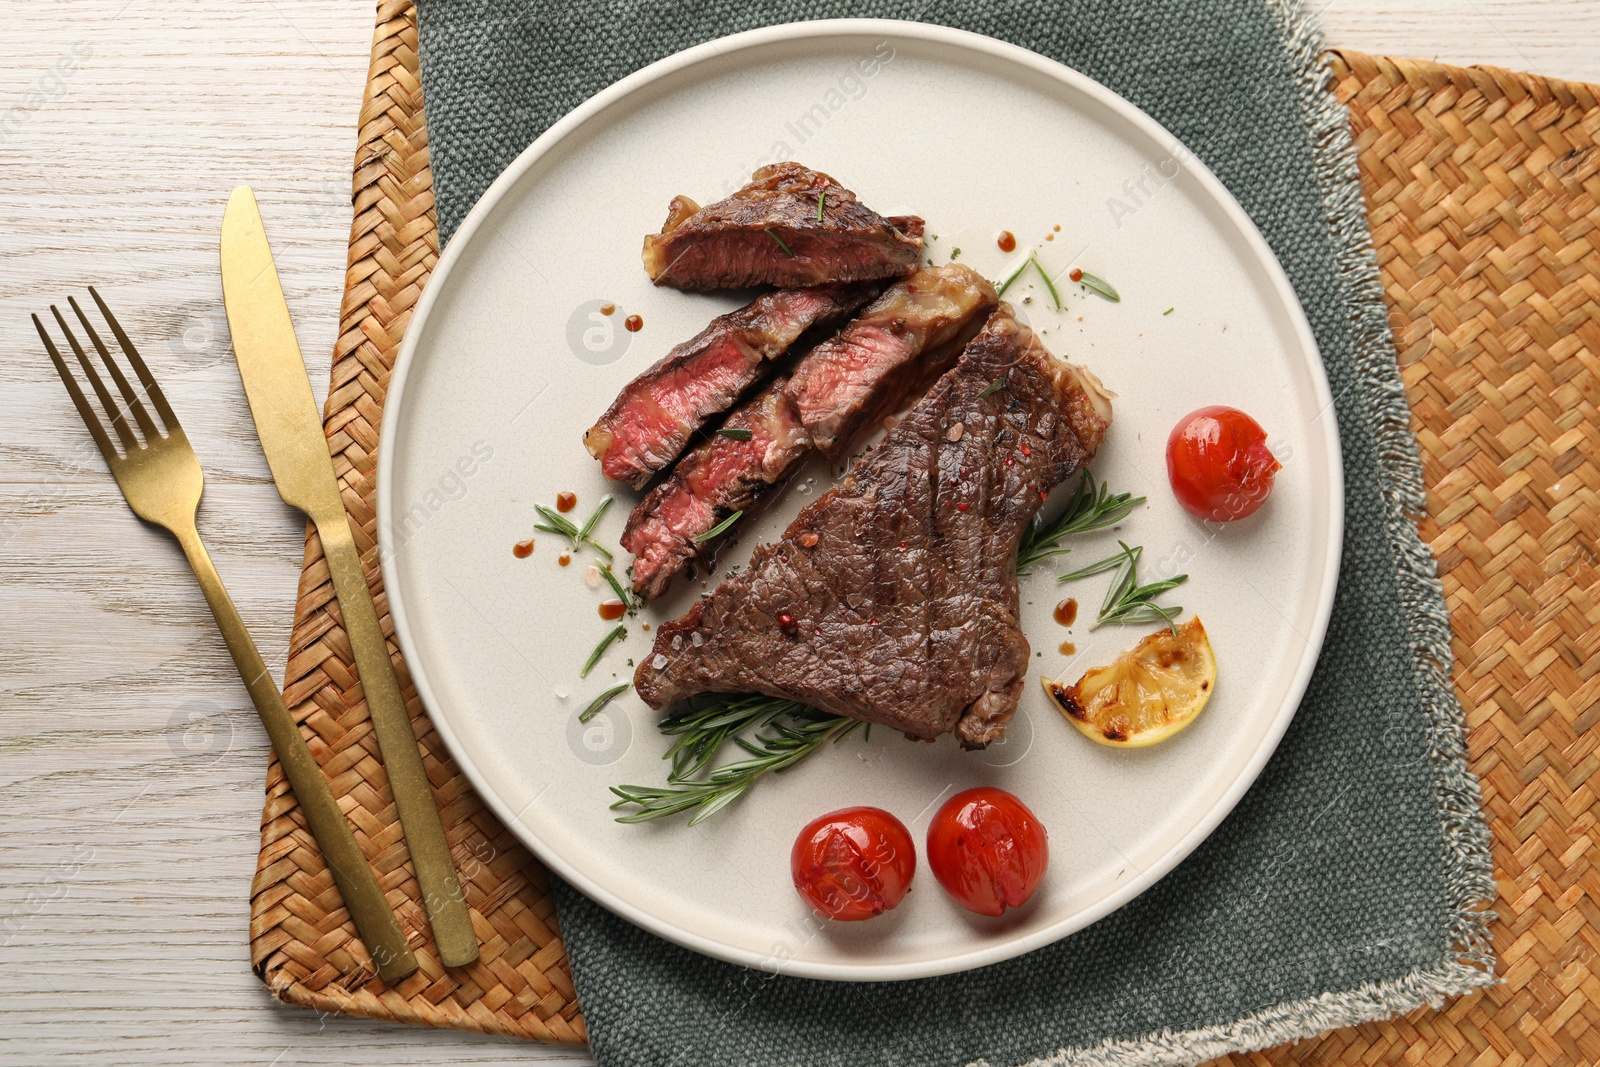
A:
[[926, 788, 1049, 917], [1166, 406, 1282, 522], [790, 806, 917, 921]]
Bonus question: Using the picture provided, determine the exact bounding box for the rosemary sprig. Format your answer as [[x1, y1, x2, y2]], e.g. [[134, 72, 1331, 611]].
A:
[[535, 502, 614, 562], [599, 563, 637, 614], [816, 189, 826, 221], [577, 494, 612, 543], [996, 256, 1032, 297], [764, 228, 795, 257], [610, 695, 864, 825], [1058, 540, 1187, 633], [1016, 471, 1145, 576], [977, 376, 1008, 399], [581, 624, 626, 678], [1076, 270, 1121, 302], [1035, 261, 1064, 309], [532, 505, 577, 539], [716, 427, 754, 441], [995, 254, 1062, 310], [694, 509, 743, 542], [580, 682, 631, 723]]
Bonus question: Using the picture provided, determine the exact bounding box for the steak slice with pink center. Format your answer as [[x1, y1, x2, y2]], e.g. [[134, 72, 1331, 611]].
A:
[[642, 162, 923, 291], [633, 305, 1113, 747], [584, 283, 878, 489], [621, 264, 998, 599]]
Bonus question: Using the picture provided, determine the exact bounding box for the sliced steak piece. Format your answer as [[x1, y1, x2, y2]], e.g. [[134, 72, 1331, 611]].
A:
[[622, 379, 809, 600], [584, 284, 878, 489], [785, 263, 998, 460], [634, 305, 1113, 747], [642, 162, 924, 291], [621, 264, 998, 600]]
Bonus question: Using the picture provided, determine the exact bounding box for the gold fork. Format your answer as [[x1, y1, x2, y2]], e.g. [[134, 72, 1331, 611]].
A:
[[37, 288, 418, 984]]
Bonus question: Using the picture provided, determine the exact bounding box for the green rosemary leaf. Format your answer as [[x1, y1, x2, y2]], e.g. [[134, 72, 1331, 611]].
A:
[[716, 427, 754, 441], [533, 504, 579, 539], [577, 495, 612, 542], [580, 682, 630, 723], [695, 509, 743, 542], [599, 563, 635, 612], [816, 189, 826, 221], [611, 694, 862, 825], [581, 624, 625, 678], [1033, 258, 1063, 310], [977, 377, 1008, 399], [1163, 306, 1175, 315], [1077, 270, 1121, 302], [764, 228, 795, 257], [995, 256, 1032, 297], [1018, 472, 1145, 577], [1060, 539, 1188, 634]]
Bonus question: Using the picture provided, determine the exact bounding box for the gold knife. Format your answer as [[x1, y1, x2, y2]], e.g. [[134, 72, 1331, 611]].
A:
[[221, 185, 479, 968]]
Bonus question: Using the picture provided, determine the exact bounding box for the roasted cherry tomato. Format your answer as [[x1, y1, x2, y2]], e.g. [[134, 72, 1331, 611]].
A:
[[926, 787, 1048, 916], [791, 806, 916, 921], [1166, 406, 1282, 522]]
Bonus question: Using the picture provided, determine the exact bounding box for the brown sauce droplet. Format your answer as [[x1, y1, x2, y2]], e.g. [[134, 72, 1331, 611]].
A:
[[1054, 598, 1078, 626], [1045, 233, 1055, 241], [558, 552, 571, 567], [641, 622, 650, 631], [996, 230, 1017, 252], [600, 303, 615, 315], [598, 599, 626, 621], [1059, 641, 1076, 656], [555, 491, 577, 512], [512, 538, 534, 558], [624, 314, 643, 332], [1053, 224, 1061, 232]]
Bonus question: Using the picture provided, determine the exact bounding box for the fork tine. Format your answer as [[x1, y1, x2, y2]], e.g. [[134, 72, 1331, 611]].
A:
[[36, 313, 122, 467], [50, 304, 140, 453], [88, 286, 179, 433], [68, 295, 162, 442]]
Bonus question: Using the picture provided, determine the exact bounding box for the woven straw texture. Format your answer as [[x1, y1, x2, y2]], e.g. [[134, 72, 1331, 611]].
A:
[[248, 3, 1598, 1061]]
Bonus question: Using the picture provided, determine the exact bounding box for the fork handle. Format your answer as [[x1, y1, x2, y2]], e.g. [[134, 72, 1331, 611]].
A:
[[317, 514, 479, 967], [173, 522, 418, 984]]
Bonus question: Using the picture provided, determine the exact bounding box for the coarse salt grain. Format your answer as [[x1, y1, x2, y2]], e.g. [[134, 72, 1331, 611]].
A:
[[584, 565, 602, 589], [690, 632, 704, 647], [946, 422, 964, 442], [651, 654, 668, 670], [671, 635, 683, 651]]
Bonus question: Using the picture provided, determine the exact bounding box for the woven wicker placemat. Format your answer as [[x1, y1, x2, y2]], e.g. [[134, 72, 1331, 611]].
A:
[[247, 4, 1599, 1061]]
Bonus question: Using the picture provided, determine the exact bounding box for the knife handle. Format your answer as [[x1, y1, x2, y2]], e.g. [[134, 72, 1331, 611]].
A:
[[316, 511, 480, 968], [173, 521, 418, 983]]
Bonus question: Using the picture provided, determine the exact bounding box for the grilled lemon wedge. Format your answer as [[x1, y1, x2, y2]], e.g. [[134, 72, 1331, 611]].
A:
[[1042, 616, 1216, 747]]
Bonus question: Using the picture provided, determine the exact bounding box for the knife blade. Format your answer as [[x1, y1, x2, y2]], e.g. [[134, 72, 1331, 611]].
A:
[[221, 185, 479, 968]]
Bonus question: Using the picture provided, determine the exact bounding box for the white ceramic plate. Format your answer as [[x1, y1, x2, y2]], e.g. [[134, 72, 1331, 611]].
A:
[[378, 20, 1343, 981]]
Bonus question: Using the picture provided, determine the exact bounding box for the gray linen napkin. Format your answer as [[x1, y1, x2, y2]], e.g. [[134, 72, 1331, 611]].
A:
[[415, 1, 1497, 1063]]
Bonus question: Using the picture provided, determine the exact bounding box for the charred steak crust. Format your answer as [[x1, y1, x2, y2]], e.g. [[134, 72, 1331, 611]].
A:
[[642, 163, 924, 291], [583, 283, 879, 489], [634, 306, 1113, 747], [620, 264, 999, 600]]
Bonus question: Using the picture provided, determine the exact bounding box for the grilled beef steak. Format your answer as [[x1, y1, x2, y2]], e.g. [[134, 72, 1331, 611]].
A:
[[621, 265, 998, 599], [642, 163, 924, 291], [584, 284, 878, 489], [623, 377, 809, 600], [633, 305, 1113, 746], [784, 264, 998, 460]]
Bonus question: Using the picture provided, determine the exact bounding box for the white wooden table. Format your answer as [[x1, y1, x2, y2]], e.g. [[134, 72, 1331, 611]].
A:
[[1, 3, 1595, 1063]]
